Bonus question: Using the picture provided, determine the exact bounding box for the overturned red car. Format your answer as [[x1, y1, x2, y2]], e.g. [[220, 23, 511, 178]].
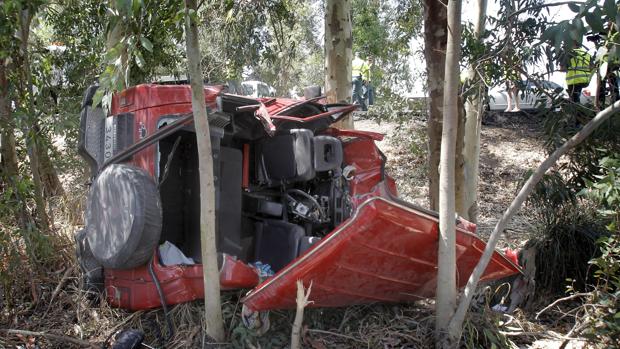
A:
[[75, 83, 520, 312]]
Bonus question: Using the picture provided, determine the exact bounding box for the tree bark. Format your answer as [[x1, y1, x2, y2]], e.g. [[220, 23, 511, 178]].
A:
[[325, 0, 353, 129], [460, 0, 488, 222], [423, 0, 447, 211], [447, 99, 620, 346], [35, 131, 65, 198], [454, 98, 466, 217], [184, 0, 226, 342], [0, 61, 19, 182], [435, 0, 461, 347]]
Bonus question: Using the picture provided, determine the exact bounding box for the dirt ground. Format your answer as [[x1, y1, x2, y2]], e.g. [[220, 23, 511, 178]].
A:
[[355, 111, 547, 249]]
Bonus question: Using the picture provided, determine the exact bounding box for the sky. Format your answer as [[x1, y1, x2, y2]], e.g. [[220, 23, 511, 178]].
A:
[[407, 0, 580, 96]]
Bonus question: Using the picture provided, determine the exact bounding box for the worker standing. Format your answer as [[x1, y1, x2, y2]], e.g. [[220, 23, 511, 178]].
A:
[[352, 52, 370, 111], [564, 47, 593, 104]]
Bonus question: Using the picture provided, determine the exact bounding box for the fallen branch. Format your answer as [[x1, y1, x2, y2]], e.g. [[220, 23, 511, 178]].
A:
[[291, 280, 312, 349], [536, 293, 590, 319], [1, 329, 96, 348]]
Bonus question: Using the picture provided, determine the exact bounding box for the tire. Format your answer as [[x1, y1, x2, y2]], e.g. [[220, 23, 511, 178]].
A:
[[75, 228, 104, 293], [86, 164, 162, 269]]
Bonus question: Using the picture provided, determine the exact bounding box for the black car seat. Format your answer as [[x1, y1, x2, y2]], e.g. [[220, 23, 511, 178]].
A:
[[258, 129, 315, 186]]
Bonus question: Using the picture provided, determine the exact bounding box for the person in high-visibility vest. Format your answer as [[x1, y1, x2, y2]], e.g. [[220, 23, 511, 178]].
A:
[[352, 52, 370, 111], [565, 47, 593, 103]]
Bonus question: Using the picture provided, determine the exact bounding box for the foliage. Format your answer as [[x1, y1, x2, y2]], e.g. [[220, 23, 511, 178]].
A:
[[94, 0, 185, 108], [572, 156, 620, 348], [351, 0, 421, 108], [542, 0, 619, 68]]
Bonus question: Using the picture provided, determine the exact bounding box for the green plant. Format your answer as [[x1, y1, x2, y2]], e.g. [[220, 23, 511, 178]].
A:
[[569, 155, 620, 348]]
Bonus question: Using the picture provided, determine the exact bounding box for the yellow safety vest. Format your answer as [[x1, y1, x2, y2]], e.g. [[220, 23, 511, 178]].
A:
[[566, 48, 592, 86]]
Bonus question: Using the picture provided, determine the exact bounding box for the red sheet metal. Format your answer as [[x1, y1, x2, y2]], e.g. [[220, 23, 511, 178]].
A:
[[242, 197, 520, 311], [106, 254, 258, 310]]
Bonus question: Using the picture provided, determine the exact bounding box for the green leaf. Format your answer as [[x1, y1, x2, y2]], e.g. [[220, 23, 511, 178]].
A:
[[568, 2, 580, 12], [541, 26, 557, 43], [132, 0, 141, 15], [92, 88, 105, 107], [115, 0, 132, 17], [585, 11, 604, 33], [134, 50, 145, 68], [604, 0, 618, 18], [140, 36, 153, 52]]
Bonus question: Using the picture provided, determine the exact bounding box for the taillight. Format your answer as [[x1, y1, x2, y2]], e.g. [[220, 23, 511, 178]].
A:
[[583, 89, 591, 97]]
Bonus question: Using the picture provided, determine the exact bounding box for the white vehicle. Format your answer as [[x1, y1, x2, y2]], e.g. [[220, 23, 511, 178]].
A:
[[488, 80, 566, 111], [241, 80, 276, 98]]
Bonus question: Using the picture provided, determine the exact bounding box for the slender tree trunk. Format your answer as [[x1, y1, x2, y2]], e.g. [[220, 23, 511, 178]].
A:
[[325, 0, 353, 129], [436, 0, 461, 347], [184, 0, 225, 342], [460, 0, 488, 222], [454, 98, 466, 217], [18, 8, 49, 232], [423, 0, 447, 210], [0, 61, 19, 181], [1, 60, 30, 230], [35, 131, 64, 198], [447, 99, 620, 345]]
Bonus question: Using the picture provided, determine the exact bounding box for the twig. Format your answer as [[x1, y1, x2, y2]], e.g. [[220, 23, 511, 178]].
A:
[[1, 329, 96, 348], [306, 329, 366, 343], [291, 280, 312, 349], [42, 266, 75, 319], [535, 293, 589, 319]]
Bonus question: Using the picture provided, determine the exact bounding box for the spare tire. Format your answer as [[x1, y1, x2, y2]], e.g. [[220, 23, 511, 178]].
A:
[[86, 164, 162, 269]]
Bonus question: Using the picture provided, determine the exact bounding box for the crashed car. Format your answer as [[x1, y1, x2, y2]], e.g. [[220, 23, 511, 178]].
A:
[[76, 83, 520, 312]]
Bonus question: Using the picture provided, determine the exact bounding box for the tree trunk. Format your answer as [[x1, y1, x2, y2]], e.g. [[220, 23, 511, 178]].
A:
[[0, 61, 19, 182], [35, 131, 64, 198], [423, 0, 447, 211], [325, 0, 353, 129], [436, 0, 461, 347], [447, 99, 620, 346], [460, 0, 488, 222], [184, 0, 226, 342], [18, 8, 49, 232], [454, 98, 466, 217]]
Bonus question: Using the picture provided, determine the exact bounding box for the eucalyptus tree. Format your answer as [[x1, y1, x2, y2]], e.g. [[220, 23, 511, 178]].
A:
[[325, 0, 353, 128], [184, 0, 226, 341]]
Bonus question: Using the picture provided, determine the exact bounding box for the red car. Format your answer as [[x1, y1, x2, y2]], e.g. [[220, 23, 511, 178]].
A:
[[76, 83, 520, 312]]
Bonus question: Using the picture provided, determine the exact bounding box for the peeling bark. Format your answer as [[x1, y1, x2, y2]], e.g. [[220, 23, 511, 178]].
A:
[[423, 0, 448, 210], [325, 0, 353, 129]]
